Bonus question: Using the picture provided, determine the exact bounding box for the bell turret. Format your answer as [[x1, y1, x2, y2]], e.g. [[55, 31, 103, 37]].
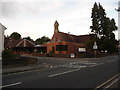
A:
[[54, 21, 59, 33]]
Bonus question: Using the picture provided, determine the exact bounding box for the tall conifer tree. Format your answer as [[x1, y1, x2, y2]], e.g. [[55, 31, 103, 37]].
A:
[[90, 2, 118, 53], [90, 2, 99, 35]]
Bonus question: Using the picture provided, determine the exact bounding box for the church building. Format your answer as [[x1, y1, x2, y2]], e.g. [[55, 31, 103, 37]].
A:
[[47, 21, 95, 56]]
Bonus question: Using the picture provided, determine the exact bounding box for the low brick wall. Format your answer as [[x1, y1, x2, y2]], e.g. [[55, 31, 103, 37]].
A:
[[49, 53, 110, 58], [51, 54, 70, 58], [2, 57, 37, 67]]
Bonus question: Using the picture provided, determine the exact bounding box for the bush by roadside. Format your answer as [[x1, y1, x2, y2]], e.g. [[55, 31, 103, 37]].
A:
[[2, 49, 19, 59], [2, 49, 37, 67]]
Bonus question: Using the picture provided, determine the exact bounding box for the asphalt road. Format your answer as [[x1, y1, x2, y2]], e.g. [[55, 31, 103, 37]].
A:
[[2, 55, 119, 88]]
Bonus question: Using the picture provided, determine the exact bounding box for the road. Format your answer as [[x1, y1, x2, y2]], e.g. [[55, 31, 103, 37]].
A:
[[2, 55, 119, 88]]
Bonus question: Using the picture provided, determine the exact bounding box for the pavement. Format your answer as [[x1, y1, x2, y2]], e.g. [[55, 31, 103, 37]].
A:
[[2, 64, 49, 75]]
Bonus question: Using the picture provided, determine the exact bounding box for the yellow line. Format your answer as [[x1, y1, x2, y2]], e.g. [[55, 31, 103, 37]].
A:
[[94, 73, 120, 90]]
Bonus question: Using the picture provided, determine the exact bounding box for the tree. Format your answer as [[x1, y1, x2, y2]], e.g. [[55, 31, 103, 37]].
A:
[[10, 32, 21, 40], [36, 36, 50, 44], [89, 2, 118, 53], [90, 2, 100, 35], [23, 36, 33, 41], [98, 3, 106, 36]]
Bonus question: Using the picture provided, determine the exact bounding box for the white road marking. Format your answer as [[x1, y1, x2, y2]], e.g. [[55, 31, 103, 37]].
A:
[[89, 64, 98, 67], [89, 63, 103, 67], [107, 60, 115, 63], [48, 69, 80, 77], [53, 66, 58, 68], [94, 73, 120, 89], [104, 77, 119, 88], [99, 63, 103, 65], [0, 82, 21, 88]]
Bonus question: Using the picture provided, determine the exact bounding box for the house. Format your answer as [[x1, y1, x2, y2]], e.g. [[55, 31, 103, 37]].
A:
[[0, 23, 7, 60], [4, 37, 36, 54], [47, 21, 95, 56], [4, 37, 47, 54]]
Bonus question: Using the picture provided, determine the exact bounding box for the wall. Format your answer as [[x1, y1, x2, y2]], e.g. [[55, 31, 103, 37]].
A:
[[0, 24, 6, 60], [47, 41, 83, 55]]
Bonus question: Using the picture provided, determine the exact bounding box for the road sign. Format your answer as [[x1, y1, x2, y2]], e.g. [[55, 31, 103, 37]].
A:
[[93, 41, 98, 50], [93, 46, 98, 49], [78, 48, 86, 52], [70, 53, 75, 58]]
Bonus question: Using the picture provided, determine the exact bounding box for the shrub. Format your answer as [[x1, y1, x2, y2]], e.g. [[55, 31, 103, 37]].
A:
[[2, 49, 17, 59]]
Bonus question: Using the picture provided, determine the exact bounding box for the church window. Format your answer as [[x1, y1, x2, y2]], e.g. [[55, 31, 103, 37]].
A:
[[56, 45, 68, 51]]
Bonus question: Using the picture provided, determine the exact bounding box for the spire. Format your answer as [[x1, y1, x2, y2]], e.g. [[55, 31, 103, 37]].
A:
[[54, 21, 59, 33]]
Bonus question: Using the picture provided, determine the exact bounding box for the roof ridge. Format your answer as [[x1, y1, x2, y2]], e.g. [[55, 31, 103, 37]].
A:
[[68, 33, 76, 42], [59, 31, 92, 37]]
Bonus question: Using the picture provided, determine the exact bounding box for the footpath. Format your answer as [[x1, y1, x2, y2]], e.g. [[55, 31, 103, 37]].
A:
[[2, 63, 51, 75]]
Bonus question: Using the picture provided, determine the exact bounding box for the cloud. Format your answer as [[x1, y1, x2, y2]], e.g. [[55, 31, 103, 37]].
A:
[[1, 0, 119, 40], [1, 2, 20, 18], [1, 1, 64, 19]]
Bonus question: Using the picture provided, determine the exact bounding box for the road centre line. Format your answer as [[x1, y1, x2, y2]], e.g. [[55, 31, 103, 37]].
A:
[[48, 68, 80, 77], [107, 60, 115, 63], [89, 63, 103, 67], [89, 64, 98, 67], [0, 82, 21, 88]]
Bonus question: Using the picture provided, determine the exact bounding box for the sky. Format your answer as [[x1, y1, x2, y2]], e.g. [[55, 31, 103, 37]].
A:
[[0, 0, 119, 40]]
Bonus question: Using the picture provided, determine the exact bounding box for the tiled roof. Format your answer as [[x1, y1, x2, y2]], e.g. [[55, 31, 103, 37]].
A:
[[51, 31, 95, 44], [4, 37, 22, 48], [4, 37, 35, 48]]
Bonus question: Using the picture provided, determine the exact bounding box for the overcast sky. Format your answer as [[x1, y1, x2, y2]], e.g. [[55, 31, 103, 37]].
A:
[[0, 0, 119, 40]]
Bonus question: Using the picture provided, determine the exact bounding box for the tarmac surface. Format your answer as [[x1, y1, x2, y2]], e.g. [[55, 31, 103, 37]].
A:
[[2, 55, 120, 88]]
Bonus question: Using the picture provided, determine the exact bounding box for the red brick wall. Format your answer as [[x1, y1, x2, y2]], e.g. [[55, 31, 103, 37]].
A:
[[47, 42, 83, 54]]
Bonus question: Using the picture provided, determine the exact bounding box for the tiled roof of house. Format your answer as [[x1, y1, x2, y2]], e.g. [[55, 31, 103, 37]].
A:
[[4, 37, 35, 48]]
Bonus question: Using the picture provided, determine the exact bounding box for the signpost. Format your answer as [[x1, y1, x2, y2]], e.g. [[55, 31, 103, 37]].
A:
[[93, 41, 98, 58]]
